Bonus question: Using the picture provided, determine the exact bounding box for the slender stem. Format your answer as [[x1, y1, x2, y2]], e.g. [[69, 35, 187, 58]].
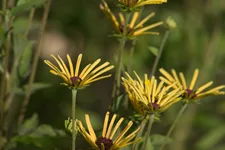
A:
[[71, 89, 77, 150], [159, 103, 188, 150], [143, 114, 155, 150], [132, 117, 148, 150], [0, 16, 14, 135], [18, 0, 52, 125], [111, 12, 131, 111], [150, 30, 170, 77], [25, 7, 36, 37], [2, 0, 7, 10], [127, 7, 144, 74]]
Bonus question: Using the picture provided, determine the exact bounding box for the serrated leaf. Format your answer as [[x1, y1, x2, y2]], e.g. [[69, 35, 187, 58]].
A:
[[18, 113, 39, 135], [148, 46, 159, 56], [11, 0, 45, 16]]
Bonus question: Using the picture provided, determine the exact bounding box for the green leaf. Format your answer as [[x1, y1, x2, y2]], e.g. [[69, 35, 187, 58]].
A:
[[15, 83, 51, 95], [148, 46, 159, 56], [151, 134, 173, 145], [196, 124, 225, 149], [146, 138, 154, 150], [30, 124, 65, 137], [18, 113, 39, 135], [0, 26, 4, 46], [18, 41, 34, 78], [11, 0, 45, 16]]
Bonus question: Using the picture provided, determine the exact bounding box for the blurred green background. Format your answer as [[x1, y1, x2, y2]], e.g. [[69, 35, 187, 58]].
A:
[[1, 0, 225, 149]]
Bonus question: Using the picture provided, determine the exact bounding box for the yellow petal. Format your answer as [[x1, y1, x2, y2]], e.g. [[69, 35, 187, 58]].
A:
[[134, 12, 155, 29], [85, 114, 97, 141], [67, 54, 74, 77], [189, 69, 199, 90], [102, 112, 110, 137]]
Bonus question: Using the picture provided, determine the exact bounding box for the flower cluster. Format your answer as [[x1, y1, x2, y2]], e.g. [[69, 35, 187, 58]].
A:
[[122, 71, 184, 115], [118, 0, 167, 12], [159, 68, 225, 102], [100, 0, 163, 38]]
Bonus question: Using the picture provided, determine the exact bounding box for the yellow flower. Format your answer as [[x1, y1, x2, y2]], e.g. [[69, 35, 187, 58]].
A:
[[44, 54, 114, 89], [122, 71, 184, 115], [159, 68, 225, 101], [77, 111, 140, 150], [118, 0, 167, 11], [100, 0, 163, 37]]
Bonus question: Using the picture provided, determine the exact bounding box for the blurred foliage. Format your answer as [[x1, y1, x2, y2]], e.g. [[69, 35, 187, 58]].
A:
[[0, 0, 225, 149]]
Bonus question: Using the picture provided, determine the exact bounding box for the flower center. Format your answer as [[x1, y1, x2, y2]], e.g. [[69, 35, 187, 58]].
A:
[[185, 89, 197, 98], [151, 102, 160, 109], [119, 24, 132, 35], [95, 137, 113, 150], [70, 76, 82, 86]]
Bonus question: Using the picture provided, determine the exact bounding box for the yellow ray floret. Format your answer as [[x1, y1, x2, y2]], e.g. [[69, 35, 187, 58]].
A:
[[100, 0, 163, 37], [122, 71, 184, 115], [118, 0, 167, 9], [44, 54, 114, 89], [77, 111, 140, 150], [159, 68, 225, 100]]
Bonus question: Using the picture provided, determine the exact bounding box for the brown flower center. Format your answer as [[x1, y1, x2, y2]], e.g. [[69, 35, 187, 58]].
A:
[[96, 137, 113, 150], [119, 24, 133, 35], [151, 102, 160, 109], [70, 76, 82, 86], [185, 89, 197, 99]]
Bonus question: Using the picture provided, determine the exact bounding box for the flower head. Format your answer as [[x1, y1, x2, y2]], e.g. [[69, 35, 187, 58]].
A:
[[100, 0, 163, 38], [159, 68, 225, 102], [122, 71, 184, 115], [44, 54, 114, 89], [118, 0, 167, 12], [77, 111, 140, 150]]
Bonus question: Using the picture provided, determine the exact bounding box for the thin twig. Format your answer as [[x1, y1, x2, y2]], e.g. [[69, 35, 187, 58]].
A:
[[0, 16, 14, 135], [150, 30, 170, 77], [25, 7, 36, 37], [143, 114, 155, 150], [159, 103, 188, 150], [111, 12, 131, 111], [132, 116, 148, 150], [18, 0, 52, 125]]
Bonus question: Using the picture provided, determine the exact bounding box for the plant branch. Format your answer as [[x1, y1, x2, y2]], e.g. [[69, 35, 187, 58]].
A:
[[150, 30, 170, 77], [143, 114, 155, 150], [111, 12, 131, 111], [160, 103, 188, 150], [18, 0, 52, 125]]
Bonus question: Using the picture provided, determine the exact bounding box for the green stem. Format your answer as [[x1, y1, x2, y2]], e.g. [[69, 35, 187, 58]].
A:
[[159, 103, 188, 150], [18, 0, 52, 125], [150, 30, 170, 77], [25, 7, 36, 37], [111, 12, 131, 111], [127, 7, 144, 74], [71, 89, 77, 150], [143, 114, 155, 150], [132, 117, 148, 150], [2, 0, 6, 10]]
